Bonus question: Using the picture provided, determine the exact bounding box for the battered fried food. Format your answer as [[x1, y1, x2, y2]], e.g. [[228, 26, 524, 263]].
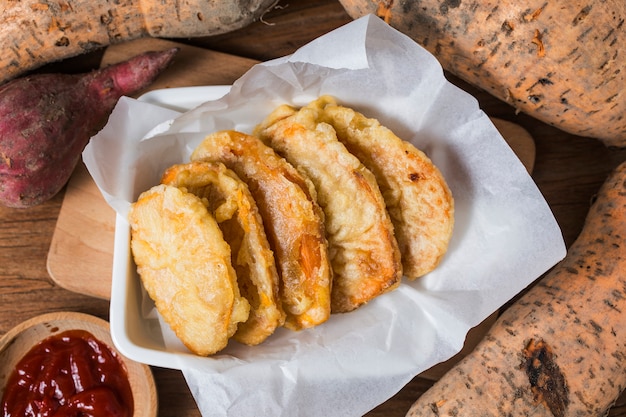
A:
[[161, 161, 285, 346], [128, 184, 250, 356], [191, 130, 332, 331], [311, 96, 454, 279], [129, 95, 454, 353], [254, 105, 403, 313]]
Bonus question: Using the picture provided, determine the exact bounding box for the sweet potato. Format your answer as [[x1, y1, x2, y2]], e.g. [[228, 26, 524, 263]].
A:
[[0, 48, 177, 209], [339, 1, 626, 147], [1, 0, 277, 84], [406, 159, 626, 416]]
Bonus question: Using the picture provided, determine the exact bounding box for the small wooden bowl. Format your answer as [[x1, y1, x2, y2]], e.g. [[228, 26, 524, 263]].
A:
[[0, 311, 157, 417]]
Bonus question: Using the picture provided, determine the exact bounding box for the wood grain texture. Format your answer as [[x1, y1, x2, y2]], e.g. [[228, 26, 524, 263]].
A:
[[47, 163, 115, 299], [2, 1, 626, 416]]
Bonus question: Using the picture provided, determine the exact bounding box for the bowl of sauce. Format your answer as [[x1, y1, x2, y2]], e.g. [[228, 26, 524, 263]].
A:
[[0, 311, 157, 417]]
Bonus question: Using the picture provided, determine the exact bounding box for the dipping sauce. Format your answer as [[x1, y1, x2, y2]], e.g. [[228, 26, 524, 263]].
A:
[[1, 330, 133, 417]]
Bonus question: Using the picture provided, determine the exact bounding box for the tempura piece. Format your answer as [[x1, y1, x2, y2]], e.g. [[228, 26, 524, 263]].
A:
[[191, 130, 332, 331], [129, 184, 249, 356], [161, 161, 284, 345], [311, 96, 454, 279], [254, 105, 403, 313]]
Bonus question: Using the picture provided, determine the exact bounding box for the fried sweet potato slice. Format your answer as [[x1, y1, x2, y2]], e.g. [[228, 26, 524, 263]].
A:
[[161, 161, 284, 345], [191, 130, 332, 330], [129, 184, 249, 356], [312, 96, 454, 279], [254, 105, 402, 313]]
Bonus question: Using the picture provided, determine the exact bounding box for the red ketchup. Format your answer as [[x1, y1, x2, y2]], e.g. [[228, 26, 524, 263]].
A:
[[1, 330, 133, 417]]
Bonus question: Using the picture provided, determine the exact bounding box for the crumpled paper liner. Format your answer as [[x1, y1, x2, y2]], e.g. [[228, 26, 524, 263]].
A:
[[84, 14, 565, 417]]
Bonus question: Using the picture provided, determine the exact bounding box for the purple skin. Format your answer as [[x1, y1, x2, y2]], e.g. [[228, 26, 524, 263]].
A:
[[0, 48, 178, 208]]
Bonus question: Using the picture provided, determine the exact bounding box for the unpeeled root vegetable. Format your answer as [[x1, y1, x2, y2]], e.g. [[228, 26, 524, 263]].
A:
[[338, 1, 626, 147], [406, 159, 626, 416], [1, 0, 277, 84], [0, 48, 178, 209]]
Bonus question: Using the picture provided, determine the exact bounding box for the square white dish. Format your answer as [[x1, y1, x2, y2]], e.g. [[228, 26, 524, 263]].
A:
[[105, 82, 563, 370]]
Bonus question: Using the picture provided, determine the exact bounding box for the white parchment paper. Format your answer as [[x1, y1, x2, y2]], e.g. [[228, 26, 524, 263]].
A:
[[84, 15, 566, 417]]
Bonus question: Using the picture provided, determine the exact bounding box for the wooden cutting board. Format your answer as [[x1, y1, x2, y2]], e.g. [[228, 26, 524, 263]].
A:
[[46, 38, 535, 380]]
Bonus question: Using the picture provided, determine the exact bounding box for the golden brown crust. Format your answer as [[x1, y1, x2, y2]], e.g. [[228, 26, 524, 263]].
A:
[[190, 130, 332, 330], [254, 105, 403, 313], [310, 96, 454, 279], [128, 184, 249, 356], [161, 161, 284, 345]]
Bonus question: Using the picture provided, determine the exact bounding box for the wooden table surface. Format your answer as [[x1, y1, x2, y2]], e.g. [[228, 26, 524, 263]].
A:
[[2, 1, 626, 416]]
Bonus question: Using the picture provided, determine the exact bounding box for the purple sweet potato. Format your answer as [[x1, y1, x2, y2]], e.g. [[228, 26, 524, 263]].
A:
[[0, 48, 177, 208]]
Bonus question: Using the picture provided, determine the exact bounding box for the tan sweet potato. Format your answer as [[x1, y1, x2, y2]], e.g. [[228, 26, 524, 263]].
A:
[[1, 0, 277, 84], [406, 159, 626, 416], [0, 48, 177, 208], [339, 1, 626, 147]]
